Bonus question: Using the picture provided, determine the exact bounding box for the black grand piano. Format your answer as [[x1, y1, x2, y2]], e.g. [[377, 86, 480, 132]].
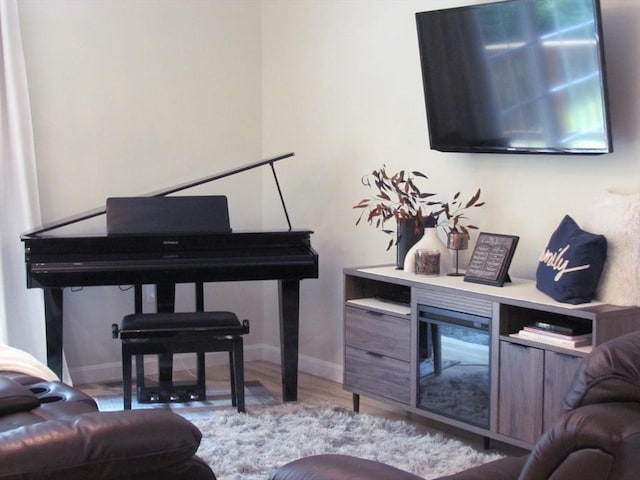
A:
[[21, 153, 318, 401]]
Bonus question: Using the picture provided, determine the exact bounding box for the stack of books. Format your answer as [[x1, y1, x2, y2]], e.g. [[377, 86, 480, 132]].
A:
[[515, 321, 592, 348]]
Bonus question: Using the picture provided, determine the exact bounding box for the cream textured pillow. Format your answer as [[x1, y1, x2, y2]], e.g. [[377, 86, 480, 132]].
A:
[[0, 343, 60, 381], [582, 191, 640, 306]]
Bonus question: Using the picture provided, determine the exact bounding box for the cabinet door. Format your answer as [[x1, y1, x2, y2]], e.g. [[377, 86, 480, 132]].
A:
[[498, 341, 544, 444], [543, 351, 582, 432]]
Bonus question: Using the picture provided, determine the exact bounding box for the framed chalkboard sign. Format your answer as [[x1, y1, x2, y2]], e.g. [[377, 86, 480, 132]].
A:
[[464, 233, 519, 287]]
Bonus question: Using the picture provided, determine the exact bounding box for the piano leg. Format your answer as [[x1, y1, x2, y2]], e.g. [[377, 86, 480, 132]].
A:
[[155, 283, 176, 386], [279, 279, 300, 402], [43, 288, 64, 379]]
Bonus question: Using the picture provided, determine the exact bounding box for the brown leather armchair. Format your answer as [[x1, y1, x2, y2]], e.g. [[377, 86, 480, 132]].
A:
[[271, 330, 640, 480], [0, 370, 216, 480]]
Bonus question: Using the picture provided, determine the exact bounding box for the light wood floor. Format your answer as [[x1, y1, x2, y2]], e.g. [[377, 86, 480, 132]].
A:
[[131, 359, 527, 457]]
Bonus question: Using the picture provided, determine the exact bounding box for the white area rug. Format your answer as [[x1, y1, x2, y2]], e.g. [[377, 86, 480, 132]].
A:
[[188, 403, 505, 480]]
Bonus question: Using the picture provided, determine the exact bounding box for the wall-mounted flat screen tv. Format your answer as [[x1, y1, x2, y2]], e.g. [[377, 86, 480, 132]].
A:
[[416, 0, 613, 155]]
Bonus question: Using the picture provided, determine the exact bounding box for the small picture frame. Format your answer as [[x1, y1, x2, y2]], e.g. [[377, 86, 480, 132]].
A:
[[464, 233, 519, 287]]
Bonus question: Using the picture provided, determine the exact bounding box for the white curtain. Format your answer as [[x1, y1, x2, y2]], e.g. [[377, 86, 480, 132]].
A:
[[0, 0, 47, 361]]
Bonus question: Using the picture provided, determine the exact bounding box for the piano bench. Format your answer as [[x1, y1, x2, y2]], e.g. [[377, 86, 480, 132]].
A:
[[112, 311, 250, 412]]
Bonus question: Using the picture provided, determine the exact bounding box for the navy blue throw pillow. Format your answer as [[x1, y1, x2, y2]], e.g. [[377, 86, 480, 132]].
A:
[[536, 215, 607, 304]]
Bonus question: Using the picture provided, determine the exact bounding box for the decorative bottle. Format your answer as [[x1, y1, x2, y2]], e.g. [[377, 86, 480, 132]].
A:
[[403, 225, 452, 275]]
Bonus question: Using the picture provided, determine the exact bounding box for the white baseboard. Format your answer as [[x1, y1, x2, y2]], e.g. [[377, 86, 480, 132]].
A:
[[258, 344, 343, 384], [69, 344, 343, 386]]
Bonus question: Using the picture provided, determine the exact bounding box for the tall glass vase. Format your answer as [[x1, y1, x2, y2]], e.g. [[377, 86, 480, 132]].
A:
[[403, 227, 452, 274]]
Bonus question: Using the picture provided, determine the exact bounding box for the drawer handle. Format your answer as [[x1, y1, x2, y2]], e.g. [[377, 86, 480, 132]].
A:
[[366, 351, 384, 358]]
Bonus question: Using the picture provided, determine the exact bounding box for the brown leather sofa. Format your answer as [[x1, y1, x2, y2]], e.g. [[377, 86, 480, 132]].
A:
[[271, 330, 640, 480], [0, 370, 216, 480]]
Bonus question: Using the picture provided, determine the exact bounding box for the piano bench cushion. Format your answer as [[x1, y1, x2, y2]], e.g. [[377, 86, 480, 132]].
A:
[[119, 311, 248, 339]]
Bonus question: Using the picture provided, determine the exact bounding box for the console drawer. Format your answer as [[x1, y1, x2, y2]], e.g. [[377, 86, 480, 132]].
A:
[[344, 346, 410, 404], [345, 305, 410, 361]]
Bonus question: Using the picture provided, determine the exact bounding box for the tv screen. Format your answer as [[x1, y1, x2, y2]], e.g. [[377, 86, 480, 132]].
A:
[[416, 0, 613, 155]]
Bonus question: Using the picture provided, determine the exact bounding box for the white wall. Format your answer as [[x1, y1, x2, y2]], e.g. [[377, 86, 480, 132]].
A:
[[261, 0, 640, 379], [18, 0, 266, 380], [17, 0, 639, 383]]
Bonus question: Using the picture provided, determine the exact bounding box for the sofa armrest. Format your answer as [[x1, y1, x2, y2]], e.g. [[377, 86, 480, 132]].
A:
[[0, 377, 39, 415], [0, 410, 202, 480], [563, 331, 640, 411], [519, 402, 640, 480], [270, 453, 526, 480], [270, 454, 425, 480]]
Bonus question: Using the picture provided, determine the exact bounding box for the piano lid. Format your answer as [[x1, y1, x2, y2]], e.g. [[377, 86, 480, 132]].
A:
[[21, 152, 295, 238]]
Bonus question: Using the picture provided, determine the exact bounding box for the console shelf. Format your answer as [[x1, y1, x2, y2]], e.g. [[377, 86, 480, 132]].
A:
[[346, 297, 410, 316], [343, 265, 640, 449]]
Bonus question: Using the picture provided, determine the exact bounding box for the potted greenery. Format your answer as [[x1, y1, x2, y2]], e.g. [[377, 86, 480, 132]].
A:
[[353, 165, 484, 269]]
